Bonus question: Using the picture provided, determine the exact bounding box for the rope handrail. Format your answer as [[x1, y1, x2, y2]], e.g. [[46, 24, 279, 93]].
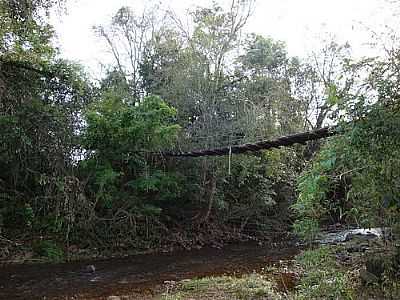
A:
[[163, 126, 338, 157]]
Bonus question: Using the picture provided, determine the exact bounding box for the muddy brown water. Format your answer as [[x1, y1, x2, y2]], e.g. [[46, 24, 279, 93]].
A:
[[0, 242, 299, 299]]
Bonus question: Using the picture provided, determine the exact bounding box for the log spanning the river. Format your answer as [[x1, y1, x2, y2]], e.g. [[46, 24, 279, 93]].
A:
[[164, 126, 338, 157]]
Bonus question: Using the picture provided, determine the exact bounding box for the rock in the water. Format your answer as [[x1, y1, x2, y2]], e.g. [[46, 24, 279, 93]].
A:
[[317, 228, 384, 244], [345, 241, 369, 253], [85, 265, 96, 273]]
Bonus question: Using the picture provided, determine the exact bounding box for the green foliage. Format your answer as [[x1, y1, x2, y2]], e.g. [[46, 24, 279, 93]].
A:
[[297, 246, 333, 269], [1, 200, 35, 230], [33, 240, 64, 262], [241, 34, 288, 74], [292, 218, 319, 243], [295, 247, 353, 300], [83, 94, 179, 155], [220, 155, 276, 215], [0, 0, 91, 241], [1, 0, 398, 263], [0, 0, 57, 62], [344, 105, 400, 228], [293, 102, 400, 239], [81, 93, 181, 215], [291, 143, 343, 240], [292, 37, 400, 248], [160, 274, 281, 300]]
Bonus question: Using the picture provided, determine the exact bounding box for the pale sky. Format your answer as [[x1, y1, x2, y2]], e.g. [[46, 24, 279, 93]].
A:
[[50, 0, 398, 78]]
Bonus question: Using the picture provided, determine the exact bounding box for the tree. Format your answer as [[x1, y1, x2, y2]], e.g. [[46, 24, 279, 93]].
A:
[[80, 94, 181, 245], [305, 40, 359, 129], [0, 0, 91, 241], [292, 33, 400, 241], [94, 5, 165, 99], [235, 34, 308, 138]]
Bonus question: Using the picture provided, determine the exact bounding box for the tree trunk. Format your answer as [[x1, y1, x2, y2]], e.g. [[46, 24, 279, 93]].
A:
[[203, 175, 217, 223]]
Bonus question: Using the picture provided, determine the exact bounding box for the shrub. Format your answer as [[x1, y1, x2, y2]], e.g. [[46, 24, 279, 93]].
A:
[[295, 247, 353, 300], [33, 240, 64, 262], [160, 274, 282, 300]]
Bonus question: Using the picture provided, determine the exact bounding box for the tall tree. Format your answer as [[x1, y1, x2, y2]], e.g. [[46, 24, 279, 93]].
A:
[[235, 34, 308, 138], [94, 4, 165, 99], [0, 0, 91, 239]]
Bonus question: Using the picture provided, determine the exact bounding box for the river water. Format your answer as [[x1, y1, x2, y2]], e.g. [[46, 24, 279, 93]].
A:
[[0, 241, 298, 299]]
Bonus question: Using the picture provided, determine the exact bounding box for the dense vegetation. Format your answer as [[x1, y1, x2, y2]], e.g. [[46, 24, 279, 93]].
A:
[[0, 2, 399, 296], [0, 0, 307, 254]]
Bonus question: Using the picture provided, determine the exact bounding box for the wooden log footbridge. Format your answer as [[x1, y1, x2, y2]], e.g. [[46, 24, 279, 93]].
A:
[[164, 126, 337, 158]]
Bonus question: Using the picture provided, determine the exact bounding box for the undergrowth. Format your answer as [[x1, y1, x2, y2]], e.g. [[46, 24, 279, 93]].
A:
[[159, 274, 282, 300], [32, 240, 64, 262], [294, 246, 354, 300]]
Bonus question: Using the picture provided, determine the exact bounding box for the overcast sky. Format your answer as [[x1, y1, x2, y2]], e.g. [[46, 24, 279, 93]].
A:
[[50, 0, 398, 78]]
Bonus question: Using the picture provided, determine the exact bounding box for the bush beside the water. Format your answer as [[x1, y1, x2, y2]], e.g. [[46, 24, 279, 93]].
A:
[[160, 274, 282, 300], [295, 246, 354, 300], [32, 240, 64, 262]]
